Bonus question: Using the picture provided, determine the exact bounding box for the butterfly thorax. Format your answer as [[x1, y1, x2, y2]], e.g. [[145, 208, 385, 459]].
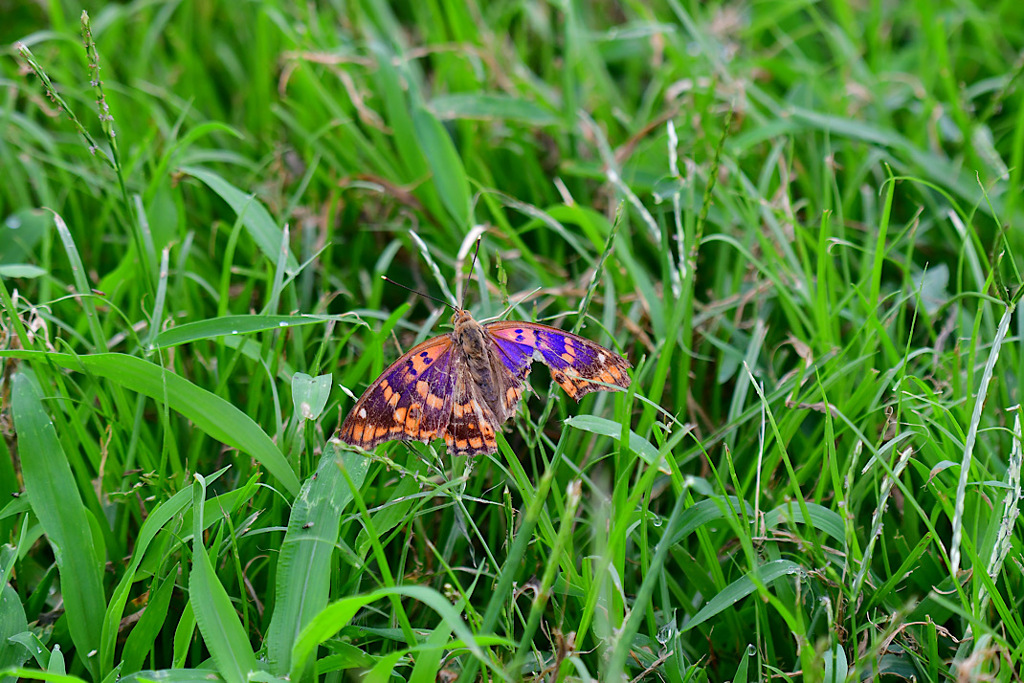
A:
[[452, 309, 506, 419]]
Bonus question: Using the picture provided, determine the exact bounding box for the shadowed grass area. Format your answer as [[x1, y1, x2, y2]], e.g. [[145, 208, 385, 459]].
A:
[[1, 1, 1023, 681]]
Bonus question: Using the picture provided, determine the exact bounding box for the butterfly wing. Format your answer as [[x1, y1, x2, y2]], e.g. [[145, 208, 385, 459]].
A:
[[486, 321, 631, 401], [339, 334, 456, 451], [443, 371, 500, 456]]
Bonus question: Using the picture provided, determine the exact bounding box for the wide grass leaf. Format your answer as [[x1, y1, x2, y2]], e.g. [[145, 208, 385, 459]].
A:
[[668, 496, 754, 545], [0, 265, 45, 278], [180, 166, 299, 273], [119, 669, 257, 682], [564, 415, 661, 465], [411, 104, 471, 229], [153, 314, 333, 349], [289, 586, 494, 681], [429, 93, 560, 125], [764, 502, 846, 546], [1, 351, 300, 496], [11, 369, 105, 677], [685, 560, 803, 631], [291, 372, 333, 421], [0, 584, 30, 677], [266, 440, 369, 676]]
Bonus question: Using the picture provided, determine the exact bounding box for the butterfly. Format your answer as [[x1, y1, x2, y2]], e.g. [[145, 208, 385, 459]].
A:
[[339, 306, 631, 456]]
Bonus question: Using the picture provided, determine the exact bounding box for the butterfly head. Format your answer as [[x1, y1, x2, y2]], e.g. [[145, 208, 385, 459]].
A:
[[450, 307, 476, 331]]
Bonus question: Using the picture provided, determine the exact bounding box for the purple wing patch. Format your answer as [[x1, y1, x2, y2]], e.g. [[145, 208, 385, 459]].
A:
[[490, 336, 533, 378], [486, 321, 631, 401]]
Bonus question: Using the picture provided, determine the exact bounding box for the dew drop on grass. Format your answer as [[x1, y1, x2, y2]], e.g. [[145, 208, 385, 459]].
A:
[[651, 515, 662, 527], [747, 644, 757, 656], [279, 321, 288, 327], [231, 330, 238, 334]]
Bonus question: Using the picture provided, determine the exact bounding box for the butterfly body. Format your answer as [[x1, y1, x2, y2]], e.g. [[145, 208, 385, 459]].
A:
[[340, 308, 630, 456], [452, 310, 512, 422]]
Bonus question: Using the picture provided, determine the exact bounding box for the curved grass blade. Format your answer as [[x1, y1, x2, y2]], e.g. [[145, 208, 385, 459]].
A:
[[152, 314, 334, 350], [189, 473, 260, 683], [180, 166, 299, 273], [411, 104, 471, 230], [764, 502, 846, 546], [289, 585, 502, 682], [0, 584, 30, 677], [667, 496, 755, 545], [429, 93, 560, 126], [684, 559, 803, 632], [11, 369, 105, 678], [119, 668, 271, 683], [564, 415, 662, 468], [266, 441, 369, 675]]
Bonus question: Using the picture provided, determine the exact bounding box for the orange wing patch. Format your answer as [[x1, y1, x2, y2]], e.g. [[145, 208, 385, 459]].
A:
[[339, 336, 455, 451]]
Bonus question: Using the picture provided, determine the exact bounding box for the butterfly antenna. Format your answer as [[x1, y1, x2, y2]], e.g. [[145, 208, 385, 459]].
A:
[[460, 237, 483, 310], [380, 276, 456, 312]]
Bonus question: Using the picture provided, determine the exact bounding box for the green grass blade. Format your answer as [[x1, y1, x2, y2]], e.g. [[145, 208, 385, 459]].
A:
[[290, 372, 332, 421], [0, 265, 46, 278], [763, 502, 846, 547], [100, 485, 195, 676], [429, 93, 560, 126], [0, 585, 30, 677], [266, 441, 370, 676], [119, 568, 177, 675], [120, 669, 261, 683], [180, 166, 299, 273], [406, 622, 453, 683], [8, 633, 51, 670], [11, 369, 105, 678], [684, 560, 803, 632], [152, 314, 336, 350], [188, 473, 259, 683], [289, 585, 498, 682], [171, 601, 196, 669], [411, 104, 471, 231], [563, 414, 661, 466]]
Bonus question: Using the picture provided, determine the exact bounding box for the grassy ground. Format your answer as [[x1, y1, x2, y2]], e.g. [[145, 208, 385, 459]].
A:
[[1, 1, 1023, 681]]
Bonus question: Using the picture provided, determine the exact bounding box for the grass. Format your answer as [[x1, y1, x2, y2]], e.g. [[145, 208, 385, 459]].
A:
[[1, 0, 1023, 681]]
